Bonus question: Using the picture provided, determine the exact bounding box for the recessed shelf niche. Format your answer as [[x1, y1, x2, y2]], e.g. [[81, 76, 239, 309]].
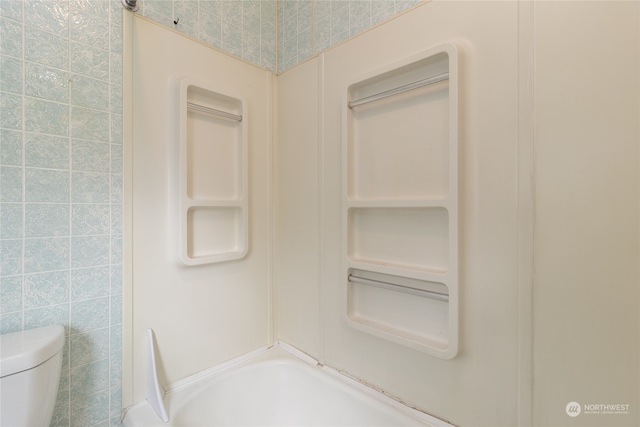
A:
[[178, 78, 248, 265], [343, 45, 459, 359], [347, 269, 450, 351], [347, 207, 449, 273]]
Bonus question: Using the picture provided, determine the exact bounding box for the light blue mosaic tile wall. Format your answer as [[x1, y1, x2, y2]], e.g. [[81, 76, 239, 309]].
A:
[[137, 0, 277, 72], [278, 0, 424, 71], [134, 1, 424, 73], [0, 0, 123, 426]]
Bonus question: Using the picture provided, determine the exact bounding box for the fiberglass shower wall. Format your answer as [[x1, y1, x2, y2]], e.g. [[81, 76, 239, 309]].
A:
[[276, 2, 523, 425], [125, 15, 272, 405], [277, 2, 640, 427]]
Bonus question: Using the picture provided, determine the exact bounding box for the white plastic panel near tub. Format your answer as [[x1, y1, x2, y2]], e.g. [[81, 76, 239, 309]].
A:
[[178, 78, 248, 265], [343, 45, 458, 359]]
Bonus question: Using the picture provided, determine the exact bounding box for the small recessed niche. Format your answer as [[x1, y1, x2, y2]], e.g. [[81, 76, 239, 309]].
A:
[[178, 78, 248, 265]]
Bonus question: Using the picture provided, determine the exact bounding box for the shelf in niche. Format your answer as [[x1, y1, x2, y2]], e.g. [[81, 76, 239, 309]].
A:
[[347, 269, 450, 352], [178, 78, 248, 266], [348, 268, 449, 295], [342, 44, 459, 359], [345, 198, 451, 208], [347, 207, 449, 274], [348, 312, 449, 351], [347, 260, 448, 277], [347, 55, 450, 202], [345, 260, 450, 286], [186, 108, 243, 201], [186, 206, 245, 261]]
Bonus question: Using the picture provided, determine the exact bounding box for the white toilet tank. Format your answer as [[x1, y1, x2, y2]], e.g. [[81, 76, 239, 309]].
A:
[[0, 325, 65, 427]]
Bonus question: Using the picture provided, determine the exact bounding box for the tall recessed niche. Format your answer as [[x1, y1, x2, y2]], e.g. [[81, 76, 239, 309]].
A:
[[178, 78, 248, 265], [343, 45, 459, 359]]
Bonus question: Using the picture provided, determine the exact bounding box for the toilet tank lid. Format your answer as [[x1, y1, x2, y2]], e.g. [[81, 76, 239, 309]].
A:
[[0, 325, 65, 378]]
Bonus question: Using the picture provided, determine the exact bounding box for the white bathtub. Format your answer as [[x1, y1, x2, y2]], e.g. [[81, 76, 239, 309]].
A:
[[122, 343, 451, 427]]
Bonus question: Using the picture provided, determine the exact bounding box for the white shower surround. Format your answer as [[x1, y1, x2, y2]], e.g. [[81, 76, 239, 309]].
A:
[[122, 2, 640, 427], [124, 3, 525, 424]]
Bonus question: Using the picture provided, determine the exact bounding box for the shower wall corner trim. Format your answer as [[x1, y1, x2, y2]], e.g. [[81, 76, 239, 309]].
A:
[[177, 78, 249, 265], [342, 44, 459, 359]]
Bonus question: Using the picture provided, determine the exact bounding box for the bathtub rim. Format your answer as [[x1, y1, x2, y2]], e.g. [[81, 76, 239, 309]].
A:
[[122, 340, 454, 427]]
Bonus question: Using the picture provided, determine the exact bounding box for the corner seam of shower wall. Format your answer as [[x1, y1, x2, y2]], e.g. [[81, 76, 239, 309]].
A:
[[516, 0, 535, 426], [267, 70, 277, 347], [271, 72, 280, 344], [317, 52, 326, 365], [122, 8, 135, 410]]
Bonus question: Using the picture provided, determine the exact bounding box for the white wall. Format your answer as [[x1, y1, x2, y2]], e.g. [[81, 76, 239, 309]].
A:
[[124, 2, 640, 425], [126, 16, 272, 405], [278, 2, 524, 425], [322, 2, 522, 425], [274, 58, 321, 357], [533, 2, 639, 426], [276, 1, 640, 426]]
